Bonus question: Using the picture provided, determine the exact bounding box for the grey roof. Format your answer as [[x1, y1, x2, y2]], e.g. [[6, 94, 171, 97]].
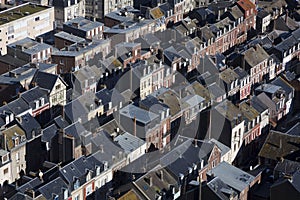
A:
[[7, 98, 31, 116], [52, 39, 110, 57], [20, 86, 49, 109], [64, 121, 91, 146], [8, 37, 53, 55], [54, 31, 86, 43], [255, 83, 282, 95], [31, 71, 66, 91], [207, 82, 226, 98], [206, 177, 238, 200], [114, 132, 146, 153], [64, 17, 104, 32], [38, 177, 68, 199], [91, 130, 126, 166], [41, 124, 58, 143], [286, 122, 300, 136], [234, 67, 249, 79], [271, 77, 294, 96], [207, 161, 255, 192], [16, 113, 41, 140], [0, 63, 57, 85], [209, 138, 231, 157], [182, 94, 205, 107], [119, 104, 159, 124], [250, 96, 269, 113]]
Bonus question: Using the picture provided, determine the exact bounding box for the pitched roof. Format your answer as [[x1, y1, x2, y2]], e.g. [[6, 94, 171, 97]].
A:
[[259, 131, 300, 161], [31, 71, 66, 91], [207, 161, 255, 192]]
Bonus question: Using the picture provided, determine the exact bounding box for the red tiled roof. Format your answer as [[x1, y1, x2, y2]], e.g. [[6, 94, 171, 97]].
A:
[[237, 0, 256, 11]]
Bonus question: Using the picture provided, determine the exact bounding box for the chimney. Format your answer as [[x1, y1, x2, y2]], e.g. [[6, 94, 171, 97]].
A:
[[285, 10, 289, 24], [36, 37, 43, 44], [38, 170, 44, 182], [100, 144, 104, 153]]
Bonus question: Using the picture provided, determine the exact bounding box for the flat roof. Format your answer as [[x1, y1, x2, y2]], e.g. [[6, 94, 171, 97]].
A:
[[0, 3, 50, 26]]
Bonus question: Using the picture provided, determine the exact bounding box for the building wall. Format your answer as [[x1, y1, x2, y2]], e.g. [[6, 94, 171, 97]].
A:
[[49, 77, 67, 107], [11, 144, 26, 181], [55, 0, 85, 29], [0, 4, 54, 55], [0, 160, 12, 185]]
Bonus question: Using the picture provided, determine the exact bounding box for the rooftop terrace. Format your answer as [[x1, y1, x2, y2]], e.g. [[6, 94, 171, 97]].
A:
[[0, 3, 50, 25]]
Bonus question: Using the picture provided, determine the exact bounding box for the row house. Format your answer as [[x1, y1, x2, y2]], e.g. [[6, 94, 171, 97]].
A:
[[115, 42, 141, 67], [236, 0, 257, 31], [104, 18, 157, 47], [70, 65, 103, 95], [51, 39, 111, 73], [0, 124, 27, 181], [54, 31, 86, 50], [90, 131, 127, 188], [0, 149, 12, 185], [163, 137, 221, 191], [249, 96, 269, 134], [269, 28, 300, 71], [207, 161, 261, 200], [52, 0, 85, 29], [64, 92, 104, 124], [6, 37, 54, 64], [209, 100, 245, 163], [222, 5, 247, 44], [236, 101, 261, 165], [219, 68, 240, 98], [129, 166, 181, 200], [139, 95, 171, 147], [118, 104, 166, 150], [131, 59, 174, 99], [166, 0, 184, 22], [20, 86, 50, 117], [255, 77, 294, 126], [234, 67, 251, 100], [63, 17, 104, 40], [86, 0, 133, 21], [104, 7, 137, 28], [59, 155, 104, 200], [31, 71, 68, 107], [231, 44, 270, 86]]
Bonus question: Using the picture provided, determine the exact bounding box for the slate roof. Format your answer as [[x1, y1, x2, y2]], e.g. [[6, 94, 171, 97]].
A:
[[205, 177, 238, 200], [119, 104, 159, 125], [114, 132, 146, 153], [38, 177, 68, 200], [20, 86, 49, 109], [64, 17, 104, 32], [207, 82, 226, 99], [259, 131, 300, 161], [54, 31, 86, 44], [207, 161, 255, 192], [134, 166, 179, 200], [90, 130, 126, 166], [243, 44, 269, 68], [31, 71, 65, 91], [41, 124, 58, 144], [16, 113, 41, 140], [8, 37, 54, 55], [7, 98, 31, 116]]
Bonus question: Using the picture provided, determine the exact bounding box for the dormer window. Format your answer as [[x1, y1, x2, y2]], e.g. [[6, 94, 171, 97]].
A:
[[96, 166, 101, 176], [40, 97, 45, 106], [35, 100, 39, 109], [74, 179, 80, 190], [13, 136, 19, 146], [1, 153, 8, 164], [86, 171, 91, 182]]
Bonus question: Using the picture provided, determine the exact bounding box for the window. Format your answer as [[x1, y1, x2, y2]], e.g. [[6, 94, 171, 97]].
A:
[[16, 152, 20, 161], [55, 84, 61, 90], [3, 168, 8, 175], [74, 195, 80, 200], [74, 179, 80, 190], [35, 17, 40, 21]]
